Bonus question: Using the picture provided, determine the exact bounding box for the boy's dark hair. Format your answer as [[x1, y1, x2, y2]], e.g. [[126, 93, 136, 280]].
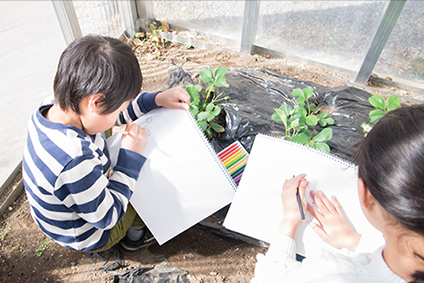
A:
[[53, 35, 142, 115]]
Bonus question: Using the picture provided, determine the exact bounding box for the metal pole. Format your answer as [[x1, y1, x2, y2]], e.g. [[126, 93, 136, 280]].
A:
[[135, 0, 154, 32], [354, 0, 406, 85], [121, 0, 138, 36], [241, 0, 260, 54], [52, 0, 82, 45]]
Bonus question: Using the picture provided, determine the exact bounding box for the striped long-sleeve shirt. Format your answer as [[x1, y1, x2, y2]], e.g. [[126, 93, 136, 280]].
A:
[[22, 91, 160, 251]]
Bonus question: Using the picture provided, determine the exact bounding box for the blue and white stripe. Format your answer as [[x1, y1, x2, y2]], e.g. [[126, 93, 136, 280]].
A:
[[22, 92, 159, 251]]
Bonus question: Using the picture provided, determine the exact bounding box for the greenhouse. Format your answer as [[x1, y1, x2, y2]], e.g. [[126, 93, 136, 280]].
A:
[[1, 1, 423, 282]]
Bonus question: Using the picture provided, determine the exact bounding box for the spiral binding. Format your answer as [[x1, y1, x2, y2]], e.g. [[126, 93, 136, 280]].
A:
[[185, 110, 238, 191], [257, 133, 356, 169]]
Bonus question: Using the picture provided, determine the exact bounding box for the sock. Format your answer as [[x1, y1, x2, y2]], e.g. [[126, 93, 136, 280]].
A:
[[126, 226, 145, 241]]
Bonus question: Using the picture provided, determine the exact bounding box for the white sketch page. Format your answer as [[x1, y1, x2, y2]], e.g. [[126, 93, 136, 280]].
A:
[[223, 134, 383, 257], [108, 108, 236, 245]]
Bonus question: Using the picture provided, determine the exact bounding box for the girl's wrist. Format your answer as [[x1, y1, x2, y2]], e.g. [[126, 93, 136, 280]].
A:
[[279, 217, 301, 239]]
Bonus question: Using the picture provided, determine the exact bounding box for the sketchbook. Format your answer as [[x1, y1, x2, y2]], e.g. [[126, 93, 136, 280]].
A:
[[107, 108, 237, 245], [223, 134, 383, 257]]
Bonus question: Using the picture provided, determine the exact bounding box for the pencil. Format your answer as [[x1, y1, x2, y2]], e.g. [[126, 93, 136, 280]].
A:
[[293, 175, 305, 220], [114, 129, 129, 135]]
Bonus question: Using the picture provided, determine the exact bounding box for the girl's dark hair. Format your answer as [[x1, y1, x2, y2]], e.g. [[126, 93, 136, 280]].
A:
[[53, 35, 142, 114], [353, 104, 424, 282], [353, 104, 424, 233]]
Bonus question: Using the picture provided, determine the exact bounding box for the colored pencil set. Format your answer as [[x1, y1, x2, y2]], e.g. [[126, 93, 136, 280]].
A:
[[217, 141, 249, 186]]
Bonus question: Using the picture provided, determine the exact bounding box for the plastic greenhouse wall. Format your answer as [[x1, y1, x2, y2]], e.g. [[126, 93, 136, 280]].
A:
[[152, 0, 423, 92], [152, 1, 245, 47], [375, 0, 424, 89], [255, 1, 388, 74], [72, 0, 125, 38], [0, 1, 66, 191], [0, 0, 125, 191]]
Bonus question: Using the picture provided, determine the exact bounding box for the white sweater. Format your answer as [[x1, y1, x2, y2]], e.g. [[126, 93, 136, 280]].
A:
[[251, 235, 405, 283]]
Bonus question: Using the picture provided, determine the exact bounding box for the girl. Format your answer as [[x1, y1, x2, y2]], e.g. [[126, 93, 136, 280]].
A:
[[251, 104, 424, 283]]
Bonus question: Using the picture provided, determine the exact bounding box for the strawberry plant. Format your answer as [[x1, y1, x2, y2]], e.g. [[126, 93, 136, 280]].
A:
[[272, 87, 334, 154], [361, 94, 401, 136], [185, 67, 230, 139]]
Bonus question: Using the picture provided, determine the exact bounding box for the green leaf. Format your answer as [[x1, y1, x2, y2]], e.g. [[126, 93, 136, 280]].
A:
[[198, 120, 207, 131], [289, 113, 301, 125], [317, 112, 334, 127], [313, 128, 333, 143], [197, 111, 212, 121], [369, 109, 386, 124], [194, 84, 202, 92], [296, 97, 306, 105], [290, 133, 310, 145], [297, 102, 307, 110], [271, 112, 281, 122], [319, 118, 327, 127], [279, 104, 292, 117], [213, 76, 226, 87], [292, 88, 305, 99], [199, 67, 214, 83], [303, 87, 314, 99], [210, 122, 225, 132], [305, 115, 318, 126], [369, 95, 386, 110], [321, 112, 330, 119], [325, 117, 335, 125], [189, 105, 199, 116], [186, 84, 201, 106], [387, 95, 401, 111], [301, 128, 312, 138], [206, 103, 214, 112], [205, 128, 213, 139], [274, 108, 288, 128], [293, 107, 307, 118], [215, 67, 228, 79], [211, 105, 222, 117], [309, 104, 319, 112], [314, 142, 330, 154], [290, 118, 300, 129]]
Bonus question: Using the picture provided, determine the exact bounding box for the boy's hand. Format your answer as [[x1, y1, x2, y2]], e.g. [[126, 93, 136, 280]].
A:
[[120, 120, 147, 155], [155, 86, 190, 110], [307, 190, 361, 252], [279, 174, 308, 239]]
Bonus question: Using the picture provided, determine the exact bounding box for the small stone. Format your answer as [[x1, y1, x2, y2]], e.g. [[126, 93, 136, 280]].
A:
[[133, 38, 143, 46]]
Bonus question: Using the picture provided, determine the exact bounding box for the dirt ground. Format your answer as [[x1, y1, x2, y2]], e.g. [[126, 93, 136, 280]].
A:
[[1, 29, 423, 283]]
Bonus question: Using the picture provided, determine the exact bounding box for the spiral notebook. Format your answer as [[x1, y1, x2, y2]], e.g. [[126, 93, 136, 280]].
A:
[[107, 108, 236, 245], [223, 134, 383, 257]]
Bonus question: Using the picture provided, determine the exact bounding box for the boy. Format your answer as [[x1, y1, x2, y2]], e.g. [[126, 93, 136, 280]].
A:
[[22, 35, 190, 254]]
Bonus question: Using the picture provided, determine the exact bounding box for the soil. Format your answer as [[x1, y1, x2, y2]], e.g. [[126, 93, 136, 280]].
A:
[[1, 29, 423, 283]]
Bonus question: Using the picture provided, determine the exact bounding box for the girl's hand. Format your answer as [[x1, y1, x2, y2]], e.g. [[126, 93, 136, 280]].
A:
[[120, 120, 147, 155], [307, 190, 361, 252], [279, 174, 308, 239], [155, 86, 190, 110]]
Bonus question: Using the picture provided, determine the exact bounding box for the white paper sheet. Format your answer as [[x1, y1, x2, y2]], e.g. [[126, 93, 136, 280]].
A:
[[223, 134, 383, 257], [108, 108, 236, 245]]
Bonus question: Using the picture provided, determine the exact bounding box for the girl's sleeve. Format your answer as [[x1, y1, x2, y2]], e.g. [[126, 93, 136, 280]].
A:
[[251, 234, 299, 282], [354, 233, 385, 254], [116, 91, 161, 125]]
